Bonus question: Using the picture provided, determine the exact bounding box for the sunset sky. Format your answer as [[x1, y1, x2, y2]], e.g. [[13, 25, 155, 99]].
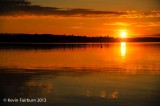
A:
[[0, 0, 160, 37]]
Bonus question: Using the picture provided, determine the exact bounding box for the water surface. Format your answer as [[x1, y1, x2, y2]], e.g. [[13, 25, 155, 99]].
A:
[[0, 42, 160, 106]]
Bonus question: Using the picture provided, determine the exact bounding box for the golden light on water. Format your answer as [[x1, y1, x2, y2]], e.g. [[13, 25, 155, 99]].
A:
[[121, 42, 126, 57]]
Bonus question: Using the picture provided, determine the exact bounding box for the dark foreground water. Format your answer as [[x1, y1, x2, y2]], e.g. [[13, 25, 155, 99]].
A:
[[0, 42, 160, 106]]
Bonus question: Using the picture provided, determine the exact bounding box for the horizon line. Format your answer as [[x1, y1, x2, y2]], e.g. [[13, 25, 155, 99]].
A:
[[0, 33, 160, 38]]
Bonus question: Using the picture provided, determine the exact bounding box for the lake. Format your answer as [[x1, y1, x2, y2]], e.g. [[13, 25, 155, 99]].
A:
[[0, 42, 160, 106]]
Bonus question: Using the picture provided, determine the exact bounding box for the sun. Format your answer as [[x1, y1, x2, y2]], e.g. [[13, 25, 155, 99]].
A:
[[120, 30, 127, 38]]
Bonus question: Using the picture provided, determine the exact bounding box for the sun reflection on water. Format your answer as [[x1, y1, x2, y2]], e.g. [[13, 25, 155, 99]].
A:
[[121, 42, 126, 57]]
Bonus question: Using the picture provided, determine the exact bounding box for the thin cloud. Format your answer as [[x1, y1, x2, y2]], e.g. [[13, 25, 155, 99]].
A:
[[104, 22, 134, 26], [0, 0, 160, 18], [135, 22, 160, 27], [0, 0, 126, 17]]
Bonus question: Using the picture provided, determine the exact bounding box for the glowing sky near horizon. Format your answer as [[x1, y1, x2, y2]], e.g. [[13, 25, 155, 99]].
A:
[[0, 0, 160, 37]]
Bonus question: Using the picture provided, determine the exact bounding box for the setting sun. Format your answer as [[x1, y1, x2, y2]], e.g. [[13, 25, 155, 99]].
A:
[[120, 30, 127, 38]]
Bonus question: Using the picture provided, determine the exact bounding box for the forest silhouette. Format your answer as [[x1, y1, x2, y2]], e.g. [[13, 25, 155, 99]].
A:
[[0, 33, 160, 44]]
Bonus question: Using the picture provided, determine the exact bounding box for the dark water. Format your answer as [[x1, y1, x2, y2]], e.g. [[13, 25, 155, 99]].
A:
[[0, 42, 160, 106]]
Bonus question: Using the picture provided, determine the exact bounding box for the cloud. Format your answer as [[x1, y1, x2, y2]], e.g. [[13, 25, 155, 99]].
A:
[[0, 0, 126, 17], [104, 22, 135, 26], [0, 0, 160, 18], [134, 22, 160, 27], [123, 10, 160, 18]]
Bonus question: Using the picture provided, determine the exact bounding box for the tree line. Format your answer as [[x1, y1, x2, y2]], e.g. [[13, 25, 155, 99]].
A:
[[0, 33, 159, 43]]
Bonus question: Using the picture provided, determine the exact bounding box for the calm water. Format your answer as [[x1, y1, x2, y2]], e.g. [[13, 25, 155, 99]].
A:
[[0, 42, 160, 106]]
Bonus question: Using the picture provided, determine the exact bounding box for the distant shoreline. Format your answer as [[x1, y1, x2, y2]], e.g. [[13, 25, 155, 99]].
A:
[[0, 33, 160, 43]]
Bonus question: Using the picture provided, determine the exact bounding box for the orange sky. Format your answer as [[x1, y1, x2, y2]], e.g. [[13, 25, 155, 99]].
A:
[[0, 0, 160, 37]]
